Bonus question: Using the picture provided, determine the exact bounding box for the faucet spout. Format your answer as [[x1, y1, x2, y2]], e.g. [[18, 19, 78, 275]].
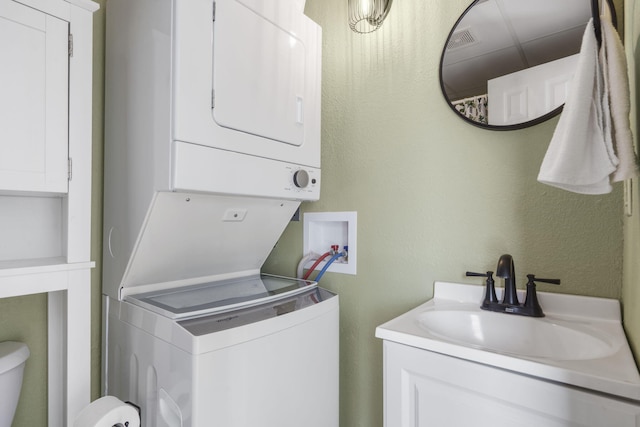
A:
[[496, 254, 518, 306]]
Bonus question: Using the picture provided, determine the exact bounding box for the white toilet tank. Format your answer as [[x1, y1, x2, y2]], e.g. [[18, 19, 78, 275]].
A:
[[0, 341, 30, 426]]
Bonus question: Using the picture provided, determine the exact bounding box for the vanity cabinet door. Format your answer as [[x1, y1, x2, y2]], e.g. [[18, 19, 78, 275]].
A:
[[383, 341, 640, 427], [0, 0, 69, 193]]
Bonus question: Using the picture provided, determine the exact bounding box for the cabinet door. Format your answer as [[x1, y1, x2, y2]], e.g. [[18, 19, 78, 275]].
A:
[[383, 341, 640, 427], [0, 0, 69, 193]]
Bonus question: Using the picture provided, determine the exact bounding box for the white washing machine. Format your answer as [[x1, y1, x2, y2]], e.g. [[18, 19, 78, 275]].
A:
[[105, 275, 338, 426], [102, 0, 336, 425], [102, 192, 338, 427]]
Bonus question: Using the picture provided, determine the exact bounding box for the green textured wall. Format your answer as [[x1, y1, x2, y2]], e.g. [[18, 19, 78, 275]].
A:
[[264, 1, 626, 426], [623, 0, 640, 360], [91, 0, 106, 405], [0, 1, 633, 426]]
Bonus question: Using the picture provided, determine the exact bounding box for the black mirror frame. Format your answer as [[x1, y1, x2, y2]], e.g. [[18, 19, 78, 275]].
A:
[[439, 0, 618, 131]]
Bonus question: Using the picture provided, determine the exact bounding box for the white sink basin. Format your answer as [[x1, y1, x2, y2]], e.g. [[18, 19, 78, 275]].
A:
[[418, 306, 616, 361], [375, 282, 640, 401]]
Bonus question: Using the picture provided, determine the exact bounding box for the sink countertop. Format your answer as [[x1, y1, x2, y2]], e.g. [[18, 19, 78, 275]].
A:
[[375, 281, 640, 401]]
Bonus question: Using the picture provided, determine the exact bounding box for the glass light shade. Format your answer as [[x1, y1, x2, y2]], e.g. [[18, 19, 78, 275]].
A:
[[348, 0, 393, 34]]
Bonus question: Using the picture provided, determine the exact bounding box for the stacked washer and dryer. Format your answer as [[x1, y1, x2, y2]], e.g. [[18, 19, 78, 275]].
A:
[[102, 1, 338, 426]]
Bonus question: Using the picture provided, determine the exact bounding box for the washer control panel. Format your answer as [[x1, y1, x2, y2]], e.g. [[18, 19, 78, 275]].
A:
[[293, 169, 310, 188], [286, 167, 319, 198], [173, 141, 320, 201]]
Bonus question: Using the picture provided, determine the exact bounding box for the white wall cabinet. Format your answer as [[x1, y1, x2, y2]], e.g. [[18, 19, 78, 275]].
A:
[[382, 341, 640, 427], [0, 0, 98, 425], [0, 0, 70, 193]]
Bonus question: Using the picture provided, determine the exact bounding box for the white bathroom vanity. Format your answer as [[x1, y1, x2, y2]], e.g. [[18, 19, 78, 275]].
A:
[[376, 282, 640, 426]]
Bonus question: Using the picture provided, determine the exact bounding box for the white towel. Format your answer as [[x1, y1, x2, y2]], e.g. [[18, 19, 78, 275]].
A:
[[537, 19, 618, 194], [601, 15, 639, 182]]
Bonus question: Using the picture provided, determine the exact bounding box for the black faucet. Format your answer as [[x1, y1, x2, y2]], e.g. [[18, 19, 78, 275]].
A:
[[496, 254, 518, 306], [466, 254, 560, 317]]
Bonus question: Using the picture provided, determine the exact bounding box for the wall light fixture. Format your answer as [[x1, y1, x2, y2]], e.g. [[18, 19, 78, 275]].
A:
[[348, 0, 393, 34]]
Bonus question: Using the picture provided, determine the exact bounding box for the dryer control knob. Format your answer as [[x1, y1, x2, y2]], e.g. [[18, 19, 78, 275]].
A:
[[293, 170, 310, 188]]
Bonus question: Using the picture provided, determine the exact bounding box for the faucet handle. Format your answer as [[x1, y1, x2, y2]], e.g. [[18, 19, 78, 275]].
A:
[[527, 275, 561, 286], [523, 274, 561, 317], [466, 271, 499, 306], [465, 271, 492, 278]]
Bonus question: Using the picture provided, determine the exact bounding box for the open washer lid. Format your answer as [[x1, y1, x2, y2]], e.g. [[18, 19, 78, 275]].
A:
[[126, 274, 316, 320], [117, 192, 301, 298]]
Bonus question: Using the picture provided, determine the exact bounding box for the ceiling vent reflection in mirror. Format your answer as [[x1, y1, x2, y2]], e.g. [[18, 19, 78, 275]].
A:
[[348, 0, 393, 33], [446, 27, 479, 51]]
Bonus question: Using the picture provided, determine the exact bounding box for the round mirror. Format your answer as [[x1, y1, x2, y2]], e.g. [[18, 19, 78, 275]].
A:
[[440, 0, 605, 130]]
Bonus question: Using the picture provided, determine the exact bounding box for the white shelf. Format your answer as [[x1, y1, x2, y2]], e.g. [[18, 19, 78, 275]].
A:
[[0, 258, 93, 275], [0, 259, 94, 299]]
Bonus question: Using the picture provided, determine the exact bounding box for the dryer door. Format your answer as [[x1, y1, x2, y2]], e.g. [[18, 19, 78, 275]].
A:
[[171, 0, 321, 169], [213, 0, 306, 146]]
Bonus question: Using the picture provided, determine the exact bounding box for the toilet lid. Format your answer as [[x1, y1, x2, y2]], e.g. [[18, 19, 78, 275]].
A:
[[0, 342, 29, 375]]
